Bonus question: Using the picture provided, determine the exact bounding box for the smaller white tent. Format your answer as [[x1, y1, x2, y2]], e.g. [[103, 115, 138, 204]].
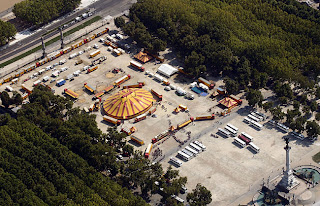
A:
[[157, 64, 178, 78]]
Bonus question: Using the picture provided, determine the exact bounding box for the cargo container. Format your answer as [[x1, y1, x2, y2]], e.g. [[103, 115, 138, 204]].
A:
[[229, 95, 242, 105], [149, 107, 156, 115], [130, 60, 145, 71], [195, 114, 215, 121], [22, 84, 33, 94], [87, 66, 98, 73], [114, 75, 131, 86], [135, 113, 147, 122], [64, 89, 79, 99], [177, 118, 194, 130], [104, 85, 114, 93], [178, 104, 187, 111], [130, 135, 144, 145], [152, 130, 170, 144], [84, 83, 96, 93], [198, 77, 214, 89], [151, 89, 162, 101], [123, 82, 143, 89], [89, 50, 100, 58], [93, 91, 105, 100], [144, 143, 153, 158], [103, 115, 121, 125], [56, 79, 66, 87]]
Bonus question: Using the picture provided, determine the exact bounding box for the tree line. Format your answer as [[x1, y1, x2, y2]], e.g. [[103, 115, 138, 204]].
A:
[[0, 20, 16, 46], [13, 0, 81, 26], [0, 85, 212, 205]]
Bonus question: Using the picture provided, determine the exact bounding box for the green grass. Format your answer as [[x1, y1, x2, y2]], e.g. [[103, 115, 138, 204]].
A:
[[312, 152, 320, 163], [0, 16, 102, 69]]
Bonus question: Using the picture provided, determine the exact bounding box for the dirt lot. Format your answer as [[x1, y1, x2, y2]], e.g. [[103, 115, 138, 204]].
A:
[[2, 20, 320, 206]]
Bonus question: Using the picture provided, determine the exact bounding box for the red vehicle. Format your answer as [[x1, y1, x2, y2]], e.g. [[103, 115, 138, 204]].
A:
[[238, 134, 251, 145]]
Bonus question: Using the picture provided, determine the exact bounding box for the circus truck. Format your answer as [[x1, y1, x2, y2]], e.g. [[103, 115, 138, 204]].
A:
[[130, 135, 144, 145], [89, 50, 100, 58], [103, 115, 121, 126], [64, 89, 79, 99], [84, 83, 96, 94], [198, 77, 215, 89], [177, 117, 194, 130], [123, 82, 144, 89], [151, 89, 162, 101], [130, 60, 145, 71], [114, 75, 131, 86], [195, 114, 215, 121], [152, 130, 170, 144], [144, 143, 153, 158]]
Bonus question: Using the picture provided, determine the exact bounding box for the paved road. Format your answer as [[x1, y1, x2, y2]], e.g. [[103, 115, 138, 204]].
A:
[[0, 0, 133, 62]]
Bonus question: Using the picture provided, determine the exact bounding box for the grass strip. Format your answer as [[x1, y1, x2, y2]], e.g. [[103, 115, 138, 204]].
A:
[[0, 16, 102, 69]]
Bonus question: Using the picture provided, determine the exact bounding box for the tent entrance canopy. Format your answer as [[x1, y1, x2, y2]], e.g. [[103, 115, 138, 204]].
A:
[[157, 64, 178, 78]]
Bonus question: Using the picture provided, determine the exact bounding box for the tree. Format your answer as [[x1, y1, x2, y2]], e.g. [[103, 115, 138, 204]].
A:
[[316, 112, 320, 121], [262, 101, 273, 112], [293, 100, 300, 110], [0, 20, 16, 45], [310, 101, 318, 112], [12, 93, 23, 105], [291, 117, 306, 132], [246, 89, 263, 107], [187, 183, 212, 206], [114, 17, 125, 28], [122, 144, 134, 157], [270, 106, 285, 121], [306, 120, 320, 138], [0, 91, 10, 108], [151, 38, 167, 53], [224, 78, 239, 95]]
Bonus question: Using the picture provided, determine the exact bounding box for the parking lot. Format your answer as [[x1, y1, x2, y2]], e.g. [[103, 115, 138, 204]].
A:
[[1, 19, 320, 206]]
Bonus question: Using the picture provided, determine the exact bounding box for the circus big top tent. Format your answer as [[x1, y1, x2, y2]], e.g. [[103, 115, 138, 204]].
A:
[[102, 88, 155, 120], [134, 51, 153, 63], [218, 97, 238, 108]]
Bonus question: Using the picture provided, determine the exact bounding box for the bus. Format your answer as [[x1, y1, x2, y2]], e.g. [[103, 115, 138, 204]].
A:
[[290, 131, 305, 140], [277, 123, 289, 133], [249, 142, 260, 153], [251, 121, 263, 130], [218, 128, 230, 137], [253, 111, 266, 121], [250, 112, 263, 121], [234, 137, 246, 148], [248, 114, 260, 122], [170, 157, 182, 167], [227, 123, 238, 132], [181, 149, 194, 157], [241, 132, 253, 141], [190, 143, 202, 152], [185, 146, 198, 156], [243, 117, 252, 124], [177, 151, 191, 161], [194, 141, 206, 151], [238, 135, 251, 145], [225, 126, 237, 137]]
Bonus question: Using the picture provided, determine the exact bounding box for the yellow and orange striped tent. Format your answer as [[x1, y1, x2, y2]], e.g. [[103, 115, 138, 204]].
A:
[[219, 97, 237, 108], [134, 51, 153, 63], [103, 88, 155, 119]]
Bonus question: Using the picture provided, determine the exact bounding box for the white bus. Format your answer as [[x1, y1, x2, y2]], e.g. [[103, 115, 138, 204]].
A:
[[218, 128, 230, 137], [182, 149, 194, 157], [190, 143, 202, 152], [277, 123, 289, 133], [250, 112, 263, 121], [251, 121, 263, 130], [227, 123, 238, 132], [170, 157, 182, 167], [185, 146, 198, 156], [241, 132, 253, 141], [290, 131, 305, 140], [225, 126, 237, 136], [254, 111, 266, 120], [248, 114, 260, 122], [194, 141, 206, 151], [177, 151, 191, 161], [243, 117, 252, 124], [249, 142, 260, 153], [234, 137, 246, 148]]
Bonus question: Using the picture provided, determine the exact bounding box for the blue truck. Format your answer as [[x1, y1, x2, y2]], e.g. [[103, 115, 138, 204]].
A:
[[56, 79, 66, 87]]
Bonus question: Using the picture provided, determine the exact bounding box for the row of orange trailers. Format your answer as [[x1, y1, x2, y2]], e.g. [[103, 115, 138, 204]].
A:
[[1, 27, 109, 85]]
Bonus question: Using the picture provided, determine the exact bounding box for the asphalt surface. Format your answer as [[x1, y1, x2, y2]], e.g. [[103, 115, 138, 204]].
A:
[[0, 0, 133, 63]]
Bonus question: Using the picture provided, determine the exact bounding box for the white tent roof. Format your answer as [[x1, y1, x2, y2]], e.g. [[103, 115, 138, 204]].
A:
[[157, 64, 178, 78]]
